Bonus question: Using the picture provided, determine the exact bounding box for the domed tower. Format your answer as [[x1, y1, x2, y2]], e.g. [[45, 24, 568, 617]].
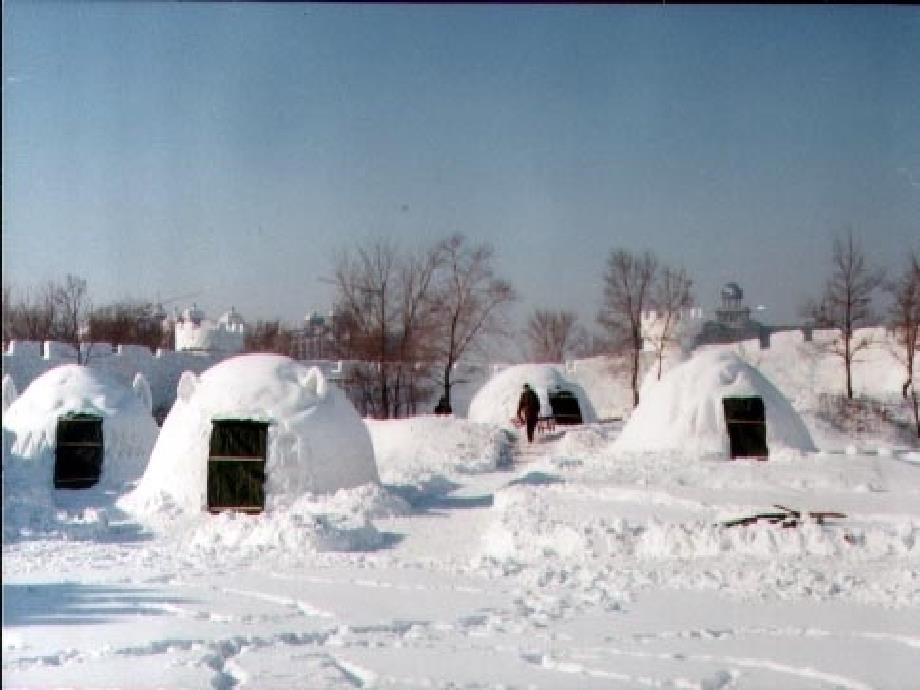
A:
[[218, 306, 245, 333], [182, 304, 206, 327], [716, 282, 751, 328]]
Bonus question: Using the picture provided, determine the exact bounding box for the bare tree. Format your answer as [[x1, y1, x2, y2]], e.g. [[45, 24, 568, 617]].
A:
[[431, 235, 516, 410], [244, 319, 295, 356], [391, 243, 445, 417], [648, 266, 694, 380], [3, 282, 58, 343], [87, 300, 164, 351], [332, 240, 400, 418], [525, 308, 586, 363], [806, 231, 884, 399], [51, 274, 92, 363], [887, 250, 920, 437], [1, 282, 13, 344], [329, 236, 514, 416], [598, 249, 658, 407]]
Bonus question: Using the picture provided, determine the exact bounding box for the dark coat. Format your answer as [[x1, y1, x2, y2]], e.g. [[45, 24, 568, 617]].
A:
[[517, 388, 540, 421]]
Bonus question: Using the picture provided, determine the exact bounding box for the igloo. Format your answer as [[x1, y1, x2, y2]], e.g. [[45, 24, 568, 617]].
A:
[[468, 363, 597, 427], [613, 349, 816, 458], [1, 366, 158, 492], [124, 354, 379, 516]]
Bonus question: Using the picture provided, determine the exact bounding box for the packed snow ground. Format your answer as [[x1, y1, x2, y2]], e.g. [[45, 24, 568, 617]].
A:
[[4, 417, 919, 688], [4, 335, 920, 689]]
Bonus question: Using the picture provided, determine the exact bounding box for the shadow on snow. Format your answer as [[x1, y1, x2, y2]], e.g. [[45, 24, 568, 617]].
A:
[[2, 582, 194, 627]]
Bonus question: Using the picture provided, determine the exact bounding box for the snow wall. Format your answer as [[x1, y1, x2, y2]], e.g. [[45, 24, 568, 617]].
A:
[[1, 341, 488, 419], [614, 349, 816, 457], [125, 354, 379, 515], [4, 326, 909, 424]]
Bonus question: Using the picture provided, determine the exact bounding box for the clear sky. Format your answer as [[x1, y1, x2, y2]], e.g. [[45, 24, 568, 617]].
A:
[[3, 3, 918, 331]]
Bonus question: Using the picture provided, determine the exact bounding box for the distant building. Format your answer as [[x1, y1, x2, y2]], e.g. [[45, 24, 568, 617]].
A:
[[714, 282, 752, 329], [174, 305, 246, 354], [641, 306, 705, 353], [695, 282, 766, 347], [291, 310, 337, 361]]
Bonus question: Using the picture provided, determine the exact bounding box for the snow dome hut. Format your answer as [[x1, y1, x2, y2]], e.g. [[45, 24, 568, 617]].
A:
[[1, 365, 158, 491], [468, 363, 597, 427], [125, 354, 379, 516], [613, 350, 815, 459]]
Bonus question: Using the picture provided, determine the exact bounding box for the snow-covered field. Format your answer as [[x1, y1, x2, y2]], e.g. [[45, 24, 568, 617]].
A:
[[4, 341, 920, 689]]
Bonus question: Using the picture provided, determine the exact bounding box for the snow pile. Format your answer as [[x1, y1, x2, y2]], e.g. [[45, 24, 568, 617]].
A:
[[467, 364, 597, 427], [614, 350, 815, 457], [551, 421, 622, 467], [367, 416, 512, 481], [169, 484, 407, 557], [479, 455, 920, 606], [122, 354, 379, 518]]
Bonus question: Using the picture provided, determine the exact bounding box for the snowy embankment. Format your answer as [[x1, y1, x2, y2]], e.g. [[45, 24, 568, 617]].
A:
[[366, 415, 512, 488], [483, 430, 920, 609]]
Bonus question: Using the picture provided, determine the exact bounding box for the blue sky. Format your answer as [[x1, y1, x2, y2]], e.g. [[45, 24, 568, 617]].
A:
[[3, 4, 918, 330]]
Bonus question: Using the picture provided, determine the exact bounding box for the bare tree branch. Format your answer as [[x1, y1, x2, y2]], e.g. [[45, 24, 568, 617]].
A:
[[430, 235, 517, 409], [525, 309, 586, 363], [648, 266, 694, 380], [805, 230, 884, 399], [887, 250, 920, 436], [598, 249, 658, 407]]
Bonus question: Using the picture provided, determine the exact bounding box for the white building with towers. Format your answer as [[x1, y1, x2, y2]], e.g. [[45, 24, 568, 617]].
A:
[[173, 305, 246, 354]]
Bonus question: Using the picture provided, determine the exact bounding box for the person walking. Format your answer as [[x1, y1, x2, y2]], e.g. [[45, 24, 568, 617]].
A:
[[517, 383, 540, 443]]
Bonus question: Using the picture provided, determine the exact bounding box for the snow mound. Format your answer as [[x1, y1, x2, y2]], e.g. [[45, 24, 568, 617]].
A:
[[147, 484, 408, 556], [367, 416, 512, 481], [123, 354, 379, 518], [614, 350, 816, 457], [467, 364, 597, 427], [2, 365, 158, 491]]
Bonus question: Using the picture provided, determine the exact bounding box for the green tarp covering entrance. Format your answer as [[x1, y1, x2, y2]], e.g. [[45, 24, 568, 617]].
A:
[[55, 414, 104, 489], [548, 389, 583, 425], [207, 420, 268, 513], [723, 397, 769, 459]]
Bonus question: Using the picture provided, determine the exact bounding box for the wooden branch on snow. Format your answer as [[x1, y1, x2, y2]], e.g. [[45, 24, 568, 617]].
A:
[[720, 505, 847, 529]]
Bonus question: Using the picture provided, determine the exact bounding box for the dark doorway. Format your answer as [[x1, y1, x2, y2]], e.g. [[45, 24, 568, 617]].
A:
[[55, 414, 104, 489], [722, 397, 768, 459], [207, 420, 268, 513], [548, 389, 583, 425]]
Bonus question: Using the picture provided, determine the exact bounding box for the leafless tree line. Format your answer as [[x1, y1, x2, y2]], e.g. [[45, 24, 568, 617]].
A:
[[596, 250, 694, 407], [7, 232, 914, 434], [3, 275, 171, 363], [524, 309, 588, 363], [330, 234, 516, 419]]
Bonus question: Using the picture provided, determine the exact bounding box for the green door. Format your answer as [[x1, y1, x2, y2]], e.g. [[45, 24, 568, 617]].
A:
[[207, 420, 268, 513], [55, 414, 104, 489], [548, 389, 583, 425], [722, 397, 768, 459]]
